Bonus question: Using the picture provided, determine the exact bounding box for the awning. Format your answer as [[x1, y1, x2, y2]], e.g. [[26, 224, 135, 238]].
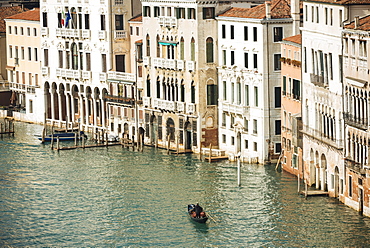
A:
[[158, 40, 178, 46]]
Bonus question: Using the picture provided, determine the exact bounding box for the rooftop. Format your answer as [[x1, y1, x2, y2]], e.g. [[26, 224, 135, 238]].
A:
[[344, 15, 370, 31], [5, 7, 39, 21], [0, 6, 28, 32], [303, 0, 370, 4], [283, 34, 301, 44], [129, 14, 142, 22]]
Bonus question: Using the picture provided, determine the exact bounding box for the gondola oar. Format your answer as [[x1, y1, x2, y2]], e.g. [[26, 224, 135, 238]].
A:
[[206, 212, 217, 222]]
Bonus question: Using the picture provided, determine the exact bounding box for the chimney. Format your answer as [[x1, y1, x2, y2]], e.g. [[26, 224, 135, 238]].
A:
[[291, 0, 300, 35], [354, 16, 359, 29], [265, 1, 271, 19]]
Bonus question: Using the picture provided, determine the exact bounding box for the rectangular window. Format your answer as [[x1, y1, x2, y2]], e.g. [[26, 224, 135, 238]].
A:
[[207, 84, 217, 105], [245, 85, 249, 106], [231, 51, 235, 65], [34, 48, 38, 61], [29, 73, 32, 85], [253, 119, 257, 134], [253, 54, 258, 69], [222, 24, 226, 39], [29, 100, 33, 113], [58, 51, 63, 68], [115, 15, 124, 30], [311, 6, 314, 22], [154, 7, 160, 17], [20, 27, 23, 35], [275, 120, 281, 135], [244, 118, 248, 132], [304, 47, 307, 73], [8, 26, 11, 34], [9, 46, 12, 58], [273, 27, 283, 42], [44, 49, 48, 66], [28, 47, 31, 61], [175, 8, 185, 19], [188, 8, 196, 19], [274, 54, 281, 70], [223, 81, 227, 101], [349, 176, 352, 197], [116, 55, 125, 72], [231, 136, 235, 146], [293, 79, 301, 100], [253, 142, 257, 151], [325, 8, 328, 25], [275, 143, 282, 153], [275, 87, 281, 107], [222, 134, 226, 143], [85, 14, 90, 29], [101, 15, 106, 30], [230, 25, 234, 39], [21, 47, 24, 60], [253, 27, 257, 41], [316, 6, 319, 23], [222, 50, 226, 66], [143, 6, 151, 17], [42, 12, 48, 27], [283, 76, 286, 95], [330, 8, 333, 26], [33, 28, 37, 36], [245, 140, 249, 149], [102, 54, 107, 72], [244, 53, 248, 68], [203, 7, 215, 19], [254, 86, 258, 107], [86, 53, 91, 71], [222, 113, 226, 127], [244, 26, 248, 40]]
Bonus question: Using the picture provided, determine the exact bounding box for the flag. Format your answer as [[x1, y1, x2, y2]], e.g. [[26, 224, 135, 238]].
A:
[[61, 10, 65, 27], [65, 11, 71, 28]]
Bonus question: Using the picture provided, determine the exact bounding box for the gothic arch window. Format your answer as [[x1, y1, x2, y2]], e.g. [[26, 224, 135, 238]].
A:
[[180, 37, 184, 60], [206, 37, 214, 63], [146, 34, 150, 56], [71, 8, 77, 29], [71, 42, 78, 70], [146, 76, 151, 97], [191, 37, 195, 61], [156, 35, 160, 57]]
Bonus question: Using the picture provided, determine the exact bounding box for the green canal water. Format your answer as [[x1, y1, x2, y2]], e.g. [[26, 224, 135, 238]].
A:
[[1, 122, 370, 247]]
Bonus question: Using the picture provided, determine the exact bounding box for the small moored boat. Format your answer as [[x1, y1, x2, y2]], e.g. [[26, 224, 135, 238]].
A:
[[188, 204, 208, 223], [36, 129, 87, 142]]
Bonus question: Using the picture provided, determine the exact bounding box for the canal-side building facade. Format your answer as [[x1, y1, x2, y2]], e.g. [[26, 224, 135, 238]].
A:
[[301, 0, 370, 200], [280, 34, 303, 177], [342, 15, 370, 217], [5, 8, 44, 123], [39, 0, 140, 136], [139, 0, 249, 152], [216, 0, 299, 163]]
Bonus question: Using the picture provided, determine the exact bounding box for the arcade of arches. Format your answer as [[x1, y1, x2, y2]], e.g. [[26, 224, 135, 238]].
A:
[[44, 82, 108, 129]]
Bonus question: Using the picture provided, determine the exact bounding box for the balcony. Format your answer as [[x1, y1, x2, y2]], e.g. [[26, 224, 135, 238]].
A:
[[153, 58, 176, 70], [9, 82, 39, 94], [41, 27, 49, 36], [143, 96, 151, 107], [186, 61, 195, 71], [107, 71, 135, 82], [186, 103, 196, 114], [81, 71, 92, 80], [345, 158, 367, 175], [56, 68, 80, 80], [310, 73, 326, 88], [158, 17, 177, 27], [177, 60, 184, 70], [99, 73, 107, 82], [81, 30, 91, 39], [41, 67, 49, 76], [177, 102, 185, 112], [56, 28, 80, 38], [104, 94, 135, 106], [301, 124, 343, 149], [114, 30, 127, 39], [343, 112, 368, 130], [98, 30, 106, 40], [143, 57, 151, 66], [220, 102, 250, 116]]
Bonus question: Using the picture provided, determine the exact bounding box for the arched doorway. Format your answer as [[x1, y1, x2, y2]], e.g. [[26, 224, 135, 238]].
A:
[[334, 166, 339, 197], [236, 131, 241, 155], [315, 151, 320, 189], [184, 121, 192, 150], [59, 83, 66, 121], [44, 82, 51, 119], [150, 115, 157, 145], [310, 149, 316, 186], [320, 154, 327, 191], [166, 118, 175, 142]]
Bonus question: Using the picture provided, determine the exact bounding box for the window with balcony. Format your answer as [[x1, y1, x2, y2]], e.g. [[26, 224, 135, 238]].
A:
[[101, 54, 107, 72], [58, 51, 63, 68], [237, 79, 241, 104], [115, 55, 125, 72], [101, 15, 106, 30], [86, 53, 91, 71], [115, 15, 124, 30]]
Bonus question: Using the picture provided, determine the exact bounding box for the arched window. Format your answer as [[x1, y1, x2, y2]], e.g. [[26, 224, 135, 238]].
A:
[[156, 35, 160, 57], [146, 34, 150, 56], [180, 80, 185, 102], [191, 81, 195, 103], [180, 37, 184, 60], [191, 37, 195, 61], [71, 42, 78, 70], [71, 8, 77, 29], [206, 37, 214, 63], [146, 76, 151, 97], [156, 77, 160, 98]]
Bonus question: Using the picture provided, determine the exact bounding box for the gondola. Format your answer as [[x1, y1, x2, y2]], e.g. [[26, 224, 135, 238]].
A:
[[188, 204, 208, 223], [36, 129, 87, 142]]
